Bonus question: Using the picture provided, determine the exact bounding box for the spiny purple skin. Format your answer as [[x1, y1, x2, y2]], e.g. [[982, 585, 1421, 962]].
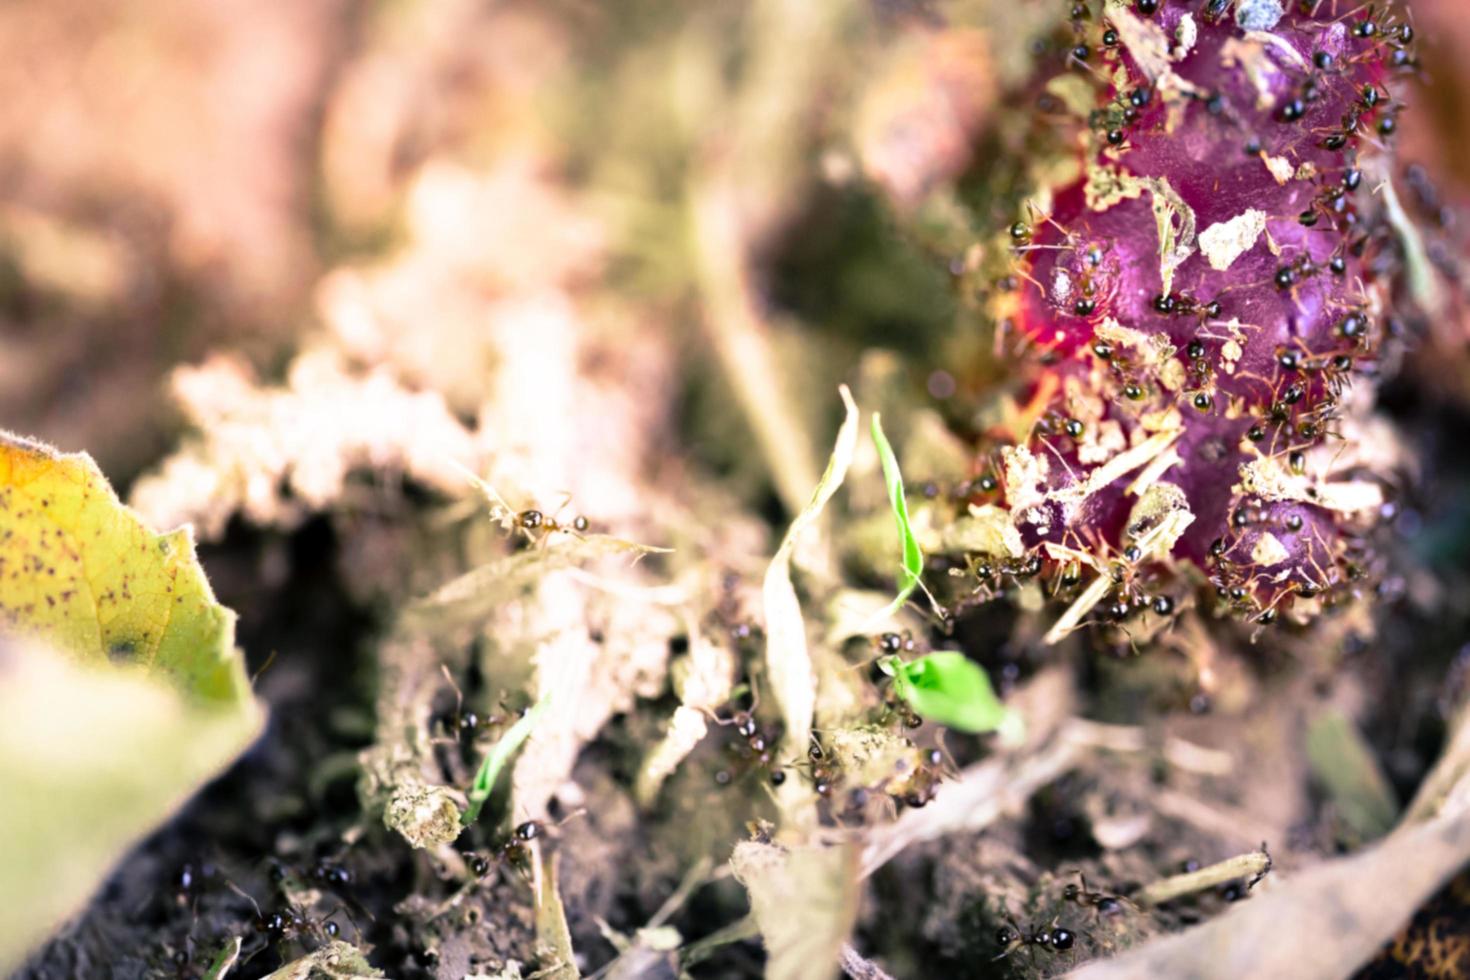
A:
[[1022, 5, 1395, 395], [996, 361, 1350, 607], [987, 1, 1412, 621]]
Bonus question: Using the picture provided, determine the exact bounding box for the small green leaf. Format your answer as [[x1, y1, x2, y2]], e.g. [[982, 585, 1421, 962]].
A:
[[869, 413, 924, 622], [201, 937, 242, 980], [885, 652, 1008, 733], [463, 693, 550, 826]]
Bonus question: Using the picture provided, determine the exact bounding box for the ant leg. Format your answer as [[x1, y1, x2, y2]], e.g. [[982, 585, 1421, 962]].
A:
[[991, 918, 1025, 962], [434, 664, 469, 743]]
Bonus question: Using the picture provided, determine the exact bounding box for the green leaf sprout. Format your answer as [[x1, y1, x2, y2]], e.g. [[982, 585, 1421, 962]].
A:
[[869, 412, 924, 622], [878, 652, 1009, 734], [463, 693, 550, 826]]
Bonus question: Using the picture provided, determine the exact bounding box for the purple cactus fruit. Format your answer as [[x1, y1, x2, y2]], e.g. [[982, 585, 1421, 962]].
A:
[[980, 0, 1414, 629]]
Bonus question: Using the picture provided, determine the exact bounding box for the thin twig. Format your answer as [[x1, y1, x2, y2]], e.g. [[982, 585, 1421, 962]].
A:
[[1134, 847, 1272, 906]]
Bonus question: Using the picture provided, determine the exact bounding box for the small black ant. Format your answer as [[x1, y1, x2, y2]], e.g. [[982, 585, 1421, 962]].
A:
[[803, 740, 841, 800], [149, 940, 204, 980], [170, 860, 215, 911], [307, 859, 353, 889], [435, 665, 517, 744], [253, 906, 347, 945], [707, 690, 785, 786], [463, 815, 583, 879], [886, 746, 945, 808], [873, 630, 917, 655], [879, 679, 924, 731], [468, 820, 545, 875], [993, 919, 1077, 961], [460, 473, 592, 544], [229, 881, 357, 957], [1062, 871, 1130, 918]]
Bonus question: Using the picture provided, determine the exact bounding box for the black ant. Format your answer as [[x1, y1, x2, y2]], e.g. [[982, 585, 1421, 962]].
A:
[[878, 677, 924, 731], [253, 905, 350, 946], [464, 819, 545, 877], [228, 881, 357, 957], [435, 665, 516, 744], [707, 691, 784, 786], [993, 919, 1077, 961], [873, 630, 917, 655], [169, 860, 216, 912], [307, 858, 353, 889], [457, 470, 592, 544], [463, 810, 587, 880], [886, 746, 946, 808], [148, 939, 206, 980], [1062, 871, 1131, 918], [802, 740, 841, 800]]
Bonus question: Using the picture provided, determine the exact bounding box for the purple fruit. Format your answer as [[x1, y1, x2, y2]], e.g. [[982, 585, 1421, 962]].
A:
[[980, 1, 1413, 628]]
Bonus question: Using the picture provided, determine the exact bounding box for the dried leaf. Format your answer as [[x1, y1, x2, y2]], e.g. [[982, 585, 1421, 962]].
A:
[[731, 841, 860, 980], [1198, 209, 1267, 271], [129, 352, 484, 539], [261, 941, 383, 980], [533, 848, 579, 980], [763, 386, 860, 760]]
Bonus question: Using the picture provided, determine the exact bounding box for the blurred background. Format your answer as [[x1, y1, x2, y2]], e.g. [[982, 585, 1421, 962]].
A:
[[2, 0, 1468, 492], [8, 0, 1470, 976]]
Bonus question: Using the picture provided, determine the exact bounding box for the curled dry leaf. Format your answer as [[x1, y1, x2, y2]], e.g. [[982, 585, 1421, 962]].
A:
[[532, 847, 579, 980], [510, 572, 677, 820], [762, 385, 860, 790], [1066, 813, 1470, 980], [1068, 702, 1470, 980], [731, 840, 861, 980]]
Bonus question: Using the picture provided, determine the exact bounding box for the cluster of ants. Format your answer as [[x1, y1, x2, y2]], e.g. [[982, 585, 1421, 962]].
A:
[[995, 848, 1275, 965], [153, 853, 366, 977], [1203, 487, 1367, 623], [992, 872, 1130, 965], [697, 631, 952, 814]]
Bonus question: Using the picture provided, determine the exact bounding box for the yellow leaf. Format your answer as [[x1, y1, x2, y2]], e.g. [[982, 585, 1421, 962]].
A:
[[0, 432, 251, 706], [0, 432, 262, 971]]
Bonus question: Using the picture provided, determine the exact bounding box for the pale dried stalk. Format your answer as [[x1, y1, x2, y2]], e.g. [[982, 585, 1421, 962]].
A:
[[1133, 848, 1272, 907], [689, 175, 819, 519]]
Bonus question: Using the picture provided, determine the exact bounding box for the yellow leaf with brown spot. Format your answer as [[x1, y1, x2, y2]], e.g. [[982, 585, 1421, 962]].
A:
[[0, 431, 251, 705], [0, 431, 262, 972]]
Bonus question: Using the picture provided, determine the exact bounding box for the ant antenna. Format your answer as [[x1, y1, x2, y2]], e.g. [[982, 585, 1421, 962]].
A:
[[250, 650, 279, 688], [224, 880, 263, 921]]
